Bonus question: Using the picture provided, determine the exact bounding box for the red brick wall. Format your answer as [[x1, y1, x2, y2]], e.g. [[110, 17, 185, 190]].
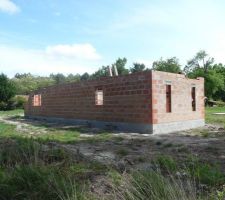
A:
[[25, 71, 205, 126], [25, 72, 153, 124], [151, 71, 205, 124]]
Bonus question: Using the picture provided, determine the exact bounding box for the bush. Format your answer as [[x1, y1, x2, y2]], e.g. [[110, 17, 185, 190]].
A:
[[5, 98, 17, 110], [0, 96, 27, 111], [16, 96, 27, 108], [0, 74, 16, 103], [0, 102, 7, 111], [9, 96, 27, 109]]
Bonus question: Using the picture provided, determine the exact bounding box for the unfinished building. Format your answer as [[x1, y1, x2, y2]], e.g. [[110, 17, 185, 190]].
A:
[[25, 70, 205, 134]]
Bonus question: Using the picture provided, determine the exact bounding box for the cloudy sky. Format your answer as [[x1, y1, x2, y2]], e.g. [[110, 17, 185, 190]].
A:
[[0, 0, 225, 77]]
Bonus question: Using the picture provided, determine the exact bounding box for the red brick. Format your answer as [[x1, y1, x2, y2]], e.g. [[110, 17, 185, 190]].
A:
[[25, 70, 204, 125]]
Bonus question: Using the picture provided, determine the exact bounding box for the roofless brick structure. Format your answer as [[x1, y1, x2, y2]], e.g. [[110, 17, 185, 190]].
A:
[[25, 71, 205, 134]]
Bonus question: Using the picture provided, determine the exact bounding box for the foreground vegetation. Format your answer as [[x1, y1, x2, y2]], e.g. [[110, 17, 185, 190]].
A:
[[0, 107, 224, 199]]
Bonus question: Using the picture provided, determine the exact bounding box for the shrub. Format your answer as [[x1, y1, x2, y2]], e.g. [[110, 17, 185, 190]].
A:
[[14, 96, 27, 108], [0, 96, 27, 111], [0, 74, 16, 103], [7, 96, 27, 110], [0, 101, 7, 111]]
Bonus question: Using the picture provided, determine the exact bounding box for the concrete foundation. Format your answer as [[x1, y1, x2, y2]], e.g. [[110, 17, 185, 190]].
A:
[[152, 119, 205, 134], [25, 115, 153, 133], [25, 115, 204, 134]]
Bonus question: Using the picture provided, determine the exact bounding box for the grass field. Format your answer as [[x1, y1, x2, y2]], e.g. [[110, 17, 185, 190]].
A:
[[206, 106, 225, 127], [0, 107, 224, 200]]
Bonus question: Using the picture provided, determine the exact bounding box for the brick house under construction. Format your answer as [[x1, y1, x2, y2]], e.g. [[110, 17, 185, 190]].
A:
[[25, 70, 205, 134]]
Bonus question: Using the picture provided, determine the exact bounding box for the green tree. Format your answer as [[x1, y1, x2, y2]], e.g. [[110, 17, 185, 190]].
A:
[[50, 73, 66, 84], [113, 57, 129, 75], [66, 73, 80, 83], [80, 72, 90, 81], [0, 74, 16, 102], [185, 51, 225, 99], [184, 50, 214, 74], [12, 74, 55, 95], [130, 63, 146, 73], [91, 57, 129, 79], [152, 57, 181, 73], [91, 66, 109, 78]]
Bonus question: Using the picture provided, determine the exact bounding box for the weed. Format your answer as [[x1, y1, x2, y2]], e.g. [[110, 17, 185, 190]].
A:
[[136, 156, 146, 163], [70, 161, 106, 174], [0, 137, 92, 200], [108, 169, 123, 185], [109, 171, 198, 200], [215, 187, 225, 200], [185, 155, 225, 186], [163, 143, 174, 148], [176, 146, 189, 153], [0, 165, 87, 200], [188, 162, 225, 186], [155, 155, 177, 172], [116, 148, 129, 157], [201, 130, 210, 138]]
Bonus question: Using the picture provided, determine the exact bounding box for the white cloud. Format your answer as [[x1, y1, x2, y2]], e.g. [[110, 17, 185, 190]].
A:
[[0, 0, 20, 14], [46, 43, 101, 60], [0, 45, 102, 77]]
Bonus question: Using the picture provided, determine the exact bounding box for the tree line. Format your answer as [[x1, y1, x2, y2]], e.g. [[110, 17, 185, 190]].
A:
[[0, 50, 225, 110]]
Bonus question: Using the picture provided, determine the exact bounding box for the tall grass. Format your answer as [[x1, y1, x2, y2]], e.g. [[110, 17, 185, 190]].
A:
[[107, 171, 198, 200], [0, 109, 224, 199], [0, 137, 88, 200], [0, 137, 224, 199]]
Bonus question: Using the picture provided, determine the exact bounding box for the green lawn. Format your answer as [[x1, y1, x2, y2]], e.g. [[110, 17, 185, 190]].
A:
[[206, 106, 225, 127], [0, 109, 24, 117], [0, 109, 118, 143]]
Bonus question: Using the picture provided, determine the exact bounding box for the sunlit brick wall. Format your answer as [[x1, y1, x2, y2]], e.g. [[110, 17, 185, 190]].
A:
[[25, 72, 153, 124], [151, 71, 205, 124]]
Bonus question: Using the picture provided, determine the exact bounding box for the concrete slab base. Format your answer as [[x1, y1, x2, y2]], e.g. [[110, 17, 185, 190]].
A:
[[25, 115, 205, 134], [25, 115, 153, 134], [152, 119, 205, 134]]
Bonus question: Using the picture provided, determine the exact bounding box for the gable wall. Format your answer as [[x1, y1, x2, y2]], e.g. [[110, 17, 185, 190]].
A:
[[151, 71, 205, 124]]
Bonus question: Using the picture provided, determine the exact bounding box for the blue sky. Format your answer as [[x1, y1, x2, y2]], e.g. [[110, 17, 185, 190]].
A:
[[0, 0, 225, 77]]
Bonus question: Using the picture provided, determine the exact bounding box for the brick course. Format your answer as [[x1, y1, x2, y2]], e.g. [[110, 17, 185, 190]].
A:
[[151, 71, 205, 125], [25, 70, 205, 133], [25, 71, 153, 124]]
